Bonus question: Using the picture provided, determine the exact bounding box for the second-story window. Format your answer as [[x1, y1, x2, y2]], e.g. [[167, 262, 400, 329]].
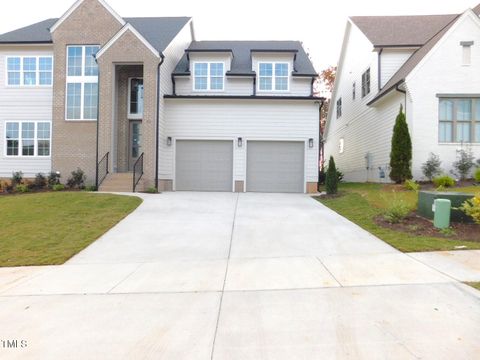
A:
[[66, 45, 100, 120], [361, 68, 370, 97], [336, 98, 342, 118], [258, 62, 289, 91], [193, 62, 224, 91], [6, 56, 53, 86], [352, 82, 356, 100]]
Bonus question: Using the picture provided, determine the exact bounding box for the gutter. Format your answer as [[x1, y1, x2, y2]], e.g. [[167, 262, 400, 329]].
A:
[[366, 79, 404, 106], [155, 54, 166, 191], [94, 54, 101, 189], [377, 48, 383, 91], [396, 83, 407, 114]]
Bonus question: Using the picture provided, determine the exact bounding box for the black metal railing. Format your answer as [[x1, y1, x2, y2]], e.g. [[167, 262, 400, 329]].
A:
[[133, 153, 144, 193], [97, 152, 109, 188]]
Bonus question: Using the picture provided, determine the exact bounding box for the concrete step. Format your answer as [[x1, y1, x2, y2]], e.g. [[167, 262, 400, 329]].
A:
[[99, 173, 144, 193]]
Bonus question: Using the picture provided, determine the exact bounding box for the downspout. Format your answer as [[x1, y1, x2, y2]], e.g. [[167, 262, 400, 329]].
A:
[[310, 78, 315, 96], [94, 54, 101, 189], [253, 76, 256, 96], [155, 54, 166, 191], [171, 74, 176, 96], [396, 83, 407, 114], [377, 48, 383, 91], [318, 99, 325, 191]]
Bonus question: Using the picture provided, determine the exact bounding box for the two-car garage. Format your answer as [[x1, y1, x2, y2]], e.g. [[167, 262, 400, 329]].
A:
[[175, 140, 305, 193]]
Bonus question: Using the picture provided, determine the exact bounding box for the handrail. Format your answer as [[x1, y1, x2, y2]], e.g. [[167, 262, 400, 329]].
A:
[[132, 153, 144, 193], [97, 152, 109, 188]]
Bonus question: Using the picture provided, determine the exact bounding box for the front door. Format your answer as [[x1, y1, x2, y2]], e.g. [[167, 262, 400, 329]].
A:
[[129, 121, 142, 171]]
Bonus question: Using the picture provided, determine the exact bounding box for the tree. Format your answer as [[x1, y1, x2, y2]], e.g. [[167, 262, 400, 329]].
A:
[[421, 153, 442, 181], [389, 105, 412, 183], [319, 66, 337, 93], [325, 156, 338, 195], [451, 147, 475, 180]]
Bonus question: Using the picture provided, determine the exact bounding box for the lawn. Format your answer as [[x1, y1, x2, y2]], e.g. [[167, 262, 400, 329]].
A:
[[316, 183, 480, 252], [466, 282, 480, 291], [0, 192, 142, 266]]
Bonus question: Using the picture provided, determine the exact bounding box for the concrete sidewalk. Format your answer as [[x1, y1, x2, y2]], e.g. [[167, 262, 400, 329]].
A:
[[1, 192, 479, 359]]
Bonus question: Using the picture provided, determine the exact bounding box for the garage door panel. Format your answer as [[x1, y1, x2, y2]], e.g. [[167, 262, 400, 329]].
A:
[[247, 141, 304, 193], [176, 140, 233, 191]]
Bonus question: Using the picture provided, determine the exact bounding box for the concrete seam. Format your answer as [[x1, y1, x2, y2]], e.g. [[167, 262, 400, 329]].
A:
[[315, 257, 344, 287]]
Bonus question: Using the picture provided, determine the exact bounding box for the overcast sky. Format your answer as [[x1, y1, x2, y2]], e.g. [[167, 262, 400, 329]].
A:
[[0, 0, 477, 72]]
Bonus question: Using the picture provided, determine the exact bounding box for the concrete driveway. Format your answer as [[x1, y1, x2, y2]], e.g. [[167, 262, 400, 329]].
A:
[[1, 192, 479, 359]]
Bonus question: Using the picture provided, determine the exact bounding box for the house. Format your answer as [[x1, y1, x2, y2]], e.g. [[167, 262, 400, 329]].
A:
[[324, 5, 480, 182], [0, 0, 321, 193]]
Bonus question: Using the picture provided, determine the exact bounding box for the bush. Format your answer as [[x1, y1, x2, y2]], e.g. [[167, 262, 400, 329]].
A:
[[421, 153, 442, 181], [474, 168, 480, 183], [404, 179, 420, 192], [145, 187, 158, 194], [66, 168, 86, 189], [451, 148, 475, 180], [48, 171, 61, 187], [389, 105, 412, 183], [433, 175, 456, 188], [336, 170, 344, 183], [0, 180, 11, 193], [383, 199, 411, 224], [84, 185, 97, 192], [325, 156, 338, 195], [11, 171, 23, 186], [34, 173, 47, 189], [459, 194, 480, 225], [15, 184, 30, 193], [52, 184, 65, 191]]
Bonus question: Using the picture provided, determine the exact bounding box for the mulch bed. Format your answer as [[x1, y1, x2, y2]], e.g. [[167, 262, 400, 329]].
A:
[[375, 213, 480, 243]]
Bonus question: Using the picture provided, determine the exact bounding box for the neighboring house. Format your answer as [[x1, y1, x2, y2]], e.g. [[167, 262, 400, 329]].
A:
[[325, 5, 480, 182], [0, 0, 321, 193]]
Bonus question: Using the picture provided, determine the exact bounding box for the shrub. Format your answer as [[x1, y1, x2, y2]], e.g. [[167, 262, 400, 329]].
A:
[[34, 173, 47, 189], [52, 184, 65, 191], [325, 156, 338, 195], [336, 170, 344, 183], [459, 194, 480, 225], [383, 199, 411, 224], [0, 180, 10, 193], [389, 105, 412, 183], [84, 185, 97, 192], [15, 184, 30, 193], [474, 168, 480, 183], [421, 153, 442, 181], [451, 148, 475, 180], [404, 179, 420, 192], [145, 187, 158, 194], [433, 175, 456, 188], [66, 168, 86, 189], [48, 172, 61, 187], [11, 171, 23, 186]]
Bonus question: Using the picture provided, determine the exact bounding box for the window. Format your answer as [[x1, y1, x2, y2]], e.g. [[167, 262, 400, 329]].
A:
[[339, 138, 345, 154], [352, 82, 356, 100], [361, 68, 370, 97], [193, 62, 224, 91], [258, 62, 289, 91], [66, 45, 100, 120], [5, 122, 51, 157], [128, 78, 144, 119], [439, 98, 480, 143], [461, 41, 474, 65], [6, 56, 52, 86], [336, 98, 342, 118]]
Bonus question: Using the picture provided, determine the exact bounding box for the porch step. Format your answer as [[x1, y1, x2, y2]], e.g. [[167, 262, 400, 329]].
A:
[[99, 173, 144, 193]]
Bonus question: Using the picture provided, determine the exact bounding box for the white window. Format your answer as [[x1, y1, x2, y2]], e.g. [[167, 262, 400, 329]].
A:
[[439, 98, 480, 143], [339, 138, 345, 154], [361, 68, 370, 97], [6, 56, 53, 86], [258, 62, 289, 91], [193, 62, 224, 91], [461, 41, 474, 66], [128, 78, 144, 119], [66, 45, 100, 120], [336, 98, 342, 118], [5, 121, 51, 157]]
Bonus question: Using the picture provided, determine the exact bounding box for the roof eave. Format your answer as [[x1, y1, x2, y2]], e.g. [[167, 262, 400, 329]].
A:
[[366, 80, 405, 106]]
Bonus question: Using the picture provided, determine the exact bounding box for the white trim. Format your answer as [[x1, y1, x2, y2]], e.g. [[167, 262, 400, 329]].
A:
[[4, 121, 51, 158], [257, 62, 290, 93], [49, 0, 125, 33], [192, 61, 225, 92], [128, 77, 144, 119], [5, 55, 53, 87], [96, 24, 160, 59]]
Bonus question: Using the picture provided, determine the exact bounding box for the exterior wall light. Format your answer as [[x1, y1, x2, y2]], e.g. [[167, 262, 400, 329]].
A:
[[167, 137, 172, 146], [238, 137, 243, 147], [308, 138, 314, 148]]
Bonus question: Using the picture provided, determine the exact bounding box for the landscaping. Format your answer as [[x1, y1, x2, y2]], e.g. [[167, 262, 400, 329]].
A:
[[466, 282, 480, 291], [316, 182, 480, 252], [0, 192, 142, 267]]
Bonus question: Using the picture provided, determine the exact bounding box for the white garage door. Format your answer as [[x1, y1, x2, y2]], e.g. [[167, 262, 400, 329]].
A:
[[247, 141, 305, 193], [175, 140, 233, 191]]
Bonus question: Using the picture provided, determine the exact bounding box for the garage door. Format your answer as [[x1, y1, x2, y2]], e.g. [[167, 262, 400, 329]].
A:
[[175, 140, 233, 191], [247, 141, 305, 193]]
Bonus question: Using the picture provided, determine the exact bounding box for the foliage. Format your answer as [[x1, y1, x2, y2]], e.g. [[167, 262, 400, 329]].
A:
[[34, 173, 47, 189], [474, 168, 480, 183], [52, 184, 65, 191], [66, 168, 86, 189], [459, 194, 480, 225], [48, 172, 61, 187], [439, 227, 456, 237], [336, 170, 344, 183], [11, 171, 23, 186], [404, 179, 420, 192], [145, 187, 159, 194], [421, 153, 442, 181], [318, 170, 326, 186], [433, 175, 456, 188], [0, 180, 12, 193], [84, 185, 97, 192], [451, 148, 475, 180], [383, 198, 411, 224], [325, 156, 338, 195], [389, 105, 412, 183], [15, 184, 30, 193], [319, 66, 337, 93]]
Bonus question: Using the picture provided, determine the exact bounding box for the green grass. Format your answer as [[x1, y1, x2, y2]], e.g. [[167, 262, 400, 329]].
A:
[[0, 192, 142, 267], [466, 282, 480, 291], [317, 183, 480, 252]]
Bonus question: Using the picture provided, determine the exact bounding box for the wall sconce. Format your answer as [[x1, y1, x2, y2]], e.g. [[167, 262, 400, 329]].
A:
[[237, 137, 243, 147], [308, 138, 314, 148], [167, 137, 172, 146]]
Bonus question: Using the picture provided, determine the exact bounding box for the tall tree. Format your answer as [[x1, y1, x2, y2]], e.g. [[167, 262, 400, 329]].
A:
[[389, 105, 412, 183], [319, 66, 337, 93], [325, 156, 338, 195]]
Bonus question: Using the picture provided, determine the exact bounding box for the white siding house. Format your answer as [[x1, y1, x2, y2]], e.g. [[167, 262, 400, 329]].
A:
[[325, 6, 480, 182]]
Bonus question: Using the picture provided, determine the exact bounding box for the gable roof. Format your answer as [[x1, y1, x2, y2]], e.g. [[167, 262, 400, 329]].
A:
[[173, 41, 317, 77], [0, 17, 191, 53]]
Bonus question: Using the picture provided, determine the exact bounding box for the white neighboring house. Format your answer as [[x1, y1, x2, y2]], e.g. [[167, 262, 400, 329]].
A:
[[325, 4, 480, 182]]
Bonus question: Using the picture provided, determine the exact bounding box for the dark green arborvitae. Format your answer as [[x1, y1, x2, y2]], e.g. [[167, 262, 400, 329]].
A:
[[325, 156, 338, 194], [389, 104, 412, 183]]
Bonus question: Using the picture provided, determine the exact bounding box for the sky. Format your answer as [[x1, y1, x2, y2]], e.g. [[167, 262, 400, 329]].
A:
[[0, 0, 477, 73]]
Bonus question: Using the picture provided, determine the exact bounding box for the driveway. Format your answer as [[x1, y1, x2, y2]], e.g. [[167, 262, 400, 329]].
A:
[[1, 192, 479, 359]]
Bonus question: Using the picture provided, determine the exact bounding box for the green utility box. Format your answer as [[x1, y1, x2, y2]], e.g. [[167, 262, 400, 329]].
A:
[[433, 199, 451, 229], [418, 191, 474, 223]]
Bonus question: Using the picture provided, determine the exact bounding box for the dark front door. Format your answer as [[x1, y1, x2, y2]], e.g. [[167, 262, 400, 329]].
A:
[[129, 120, 142, 171]]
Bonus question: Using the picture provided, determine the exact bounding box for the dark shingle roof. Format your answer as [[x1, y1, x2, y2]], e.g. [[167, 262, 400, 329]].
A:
[[0, 17, 191, 53], [173, 41, 317, 77]]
